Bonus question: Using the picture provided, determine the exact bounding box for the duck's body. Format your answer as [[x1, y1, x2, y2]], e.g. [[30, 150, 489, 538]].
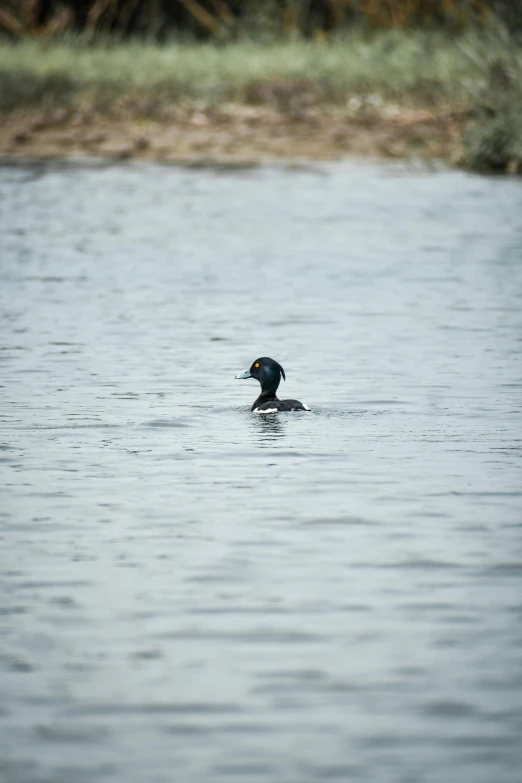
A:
[[235, 357, 310, 414]]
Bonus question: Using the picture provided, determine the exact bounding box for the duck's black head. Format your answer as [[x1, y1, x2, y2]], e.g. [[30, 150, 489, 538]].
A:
[[235, 357, 286, 394]]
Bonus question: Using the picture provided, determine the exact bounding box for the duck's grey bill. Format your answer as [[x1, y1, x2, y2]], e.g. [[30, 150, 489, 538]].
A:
[[235, 370, 251, 379]]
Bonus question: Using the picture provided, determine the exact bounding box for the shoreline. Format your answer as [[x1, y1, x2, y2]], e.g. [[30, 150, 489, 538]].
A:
[[1, 31, 520, 173], [0, 29, 522, 174], [0, 105, 462, 166]]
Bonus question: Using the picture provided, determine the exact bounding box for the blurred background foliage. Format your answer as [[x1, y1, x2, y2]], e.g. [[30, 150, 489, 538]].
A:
[[1, 2, 521, 172], [1, 1, 522, 39]]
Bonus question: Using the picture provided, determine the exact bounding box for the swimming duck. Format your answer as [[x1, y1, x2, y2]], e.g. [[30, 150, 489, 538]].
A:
[[235, 357, 310, 413]]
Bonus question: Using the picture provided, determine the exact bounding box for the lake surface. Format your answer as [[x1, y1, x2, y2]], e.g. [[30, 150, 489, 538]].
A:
[[1, 158, 522, 783]]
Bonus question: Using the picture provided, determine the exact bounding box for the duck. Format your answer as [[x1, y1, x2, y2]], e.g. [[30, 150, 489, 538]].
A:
[[235, 357, 311, 413]]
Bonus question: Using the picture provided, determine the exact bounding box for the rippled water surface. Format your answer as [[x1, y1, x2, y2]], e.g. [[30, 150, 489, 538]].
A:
[[1, 159, 522, 783]]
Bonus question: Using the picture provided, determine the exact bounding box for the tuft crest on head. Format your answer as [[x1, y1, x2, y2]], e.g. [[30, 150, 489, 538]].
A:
[[235, 357, 285, 392], [249, 357, 285, 386]]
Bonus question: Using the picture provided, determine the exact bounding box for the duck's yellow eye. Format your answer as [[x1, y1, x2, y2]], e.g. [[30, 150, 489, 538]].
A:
[[255, 362, 260, 368]]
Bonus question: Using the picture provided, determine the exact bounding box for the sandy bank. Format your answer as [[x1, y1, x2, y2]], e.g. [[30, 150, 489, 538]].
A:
[[0, 105, 462, 165]]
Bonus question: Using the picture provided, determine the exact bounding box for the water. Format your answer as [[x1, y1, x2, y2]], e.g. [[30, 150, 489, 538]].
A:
[[1, 159, 522, 783]]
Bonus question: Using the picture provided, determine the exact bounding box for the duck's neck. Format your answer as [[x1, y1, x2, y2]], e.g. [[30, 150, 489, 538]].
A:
[[251, 390, 279, 412]]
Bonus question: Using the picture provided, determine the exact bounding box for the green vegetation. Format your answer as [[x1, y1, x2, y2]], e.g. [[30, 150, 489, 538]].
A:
[[1, 26, 521, 172], [0, 28, 518, 111], [458, 34, 522, 172]]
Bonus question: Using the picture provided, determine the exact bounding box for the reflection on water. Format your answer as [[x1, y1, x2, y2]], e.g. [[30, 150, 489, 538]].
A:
[[1, 159, 522, 783], [250, 414, 288, 444]]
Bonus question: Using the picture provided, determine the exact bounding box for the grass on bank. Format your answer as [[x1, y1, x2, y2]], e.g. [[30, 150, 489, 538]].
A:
[[1, 27, 521, 171]]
